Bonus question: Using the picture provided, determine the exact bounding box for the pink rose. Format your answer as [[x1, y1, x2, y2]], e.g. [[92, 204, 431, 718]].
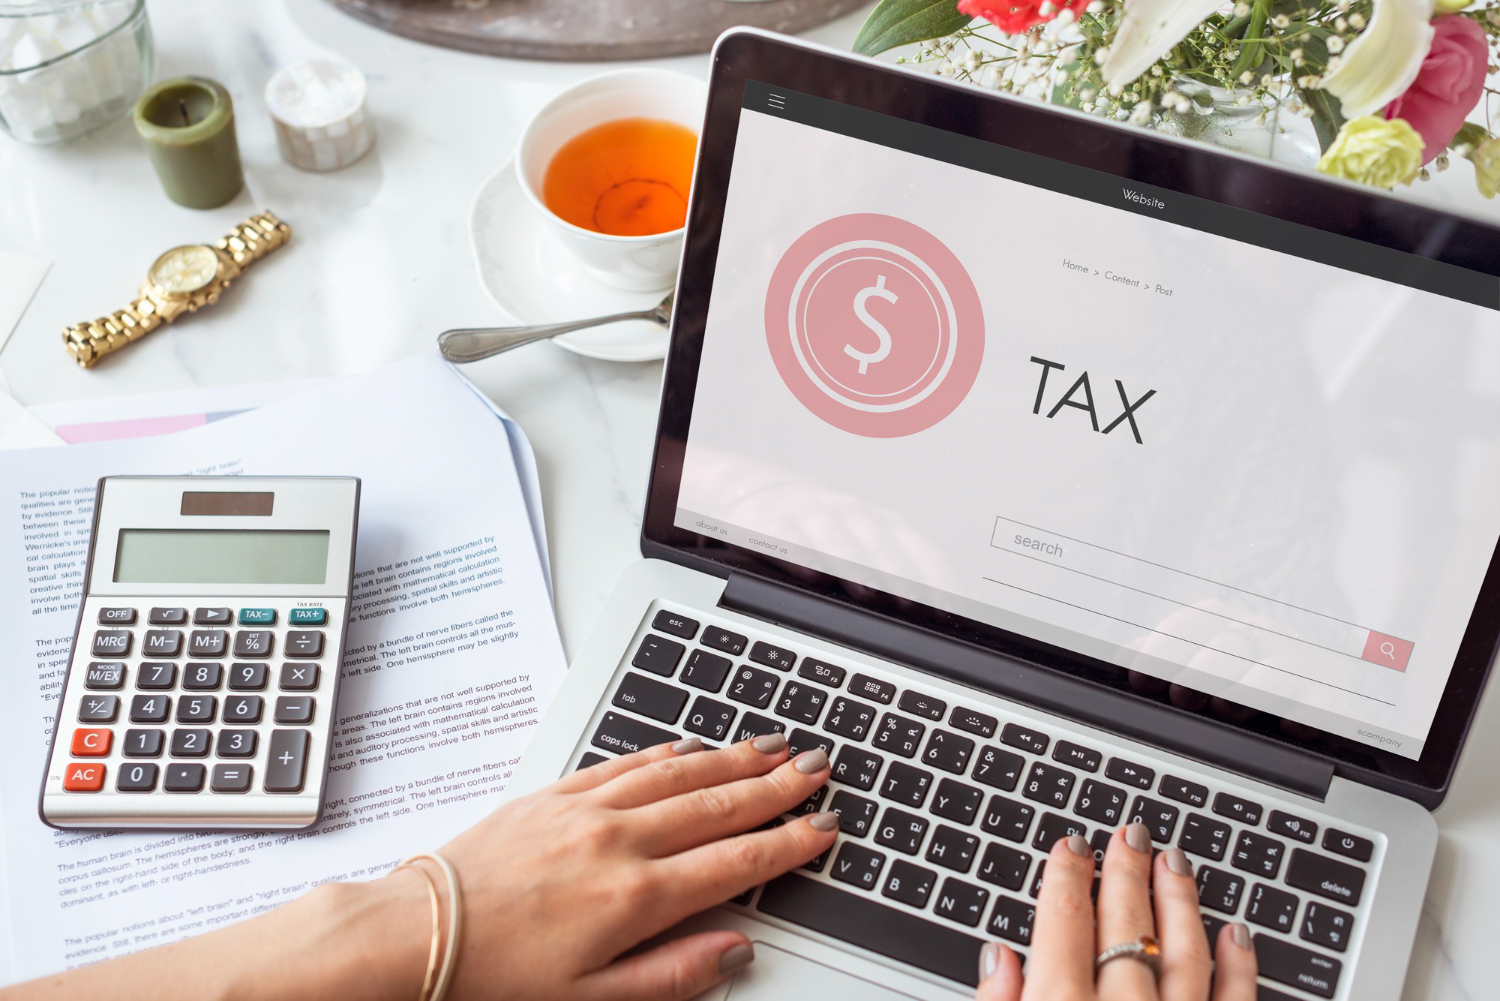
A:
[[1384, 15, 1489, 164]]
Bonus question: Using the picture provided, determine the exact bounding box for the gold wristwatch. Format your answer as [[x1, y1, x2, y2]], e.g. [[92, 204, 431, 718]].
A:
[[63, 211, 292, 369]]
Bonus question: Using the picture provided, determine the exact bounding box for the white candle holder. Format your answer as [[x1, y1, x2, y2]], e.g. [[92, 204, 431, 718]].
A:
[[265, 57, 374, 172]]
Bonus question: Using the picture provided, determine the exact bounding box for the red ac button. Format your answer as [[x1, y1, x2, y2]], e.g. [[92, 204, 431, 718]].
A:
[[63, 762, 106, 792]]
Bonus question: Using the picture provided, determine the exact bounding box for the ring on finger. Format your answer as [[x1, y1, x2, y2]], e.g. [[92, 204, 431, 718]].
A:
[[1095, 934, 1161, 980]]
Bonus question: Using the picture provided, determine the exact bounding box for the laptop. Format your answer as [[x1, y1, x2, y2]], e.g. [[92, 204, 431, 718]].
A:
[[508, 27, 1500, 1001]]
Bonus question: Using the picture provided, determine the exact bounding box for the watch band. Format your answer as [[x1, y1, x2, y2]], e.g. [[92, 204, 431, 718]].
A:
[[63, 210, 293, 369]]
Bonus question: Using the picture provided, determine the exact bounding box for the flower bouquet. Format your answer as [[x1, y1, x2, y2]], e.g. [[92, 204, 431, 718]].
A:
[[852, 0, 1500, 197]]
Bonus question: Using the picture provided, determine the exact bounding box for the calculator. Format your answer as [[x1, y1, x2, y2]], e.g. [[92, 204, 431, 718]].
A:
[[39, 476, 360, 829]]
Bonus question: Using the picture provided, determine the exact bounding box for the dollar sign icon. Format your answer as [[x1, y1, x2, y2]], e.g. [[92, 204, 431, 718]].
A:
[[844, 274, 897, 375]]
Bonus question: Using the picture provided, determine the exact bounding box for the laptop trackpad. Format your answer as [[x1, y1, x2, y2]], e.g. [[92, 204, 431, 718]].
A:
[[719, 942, 921, 1000]]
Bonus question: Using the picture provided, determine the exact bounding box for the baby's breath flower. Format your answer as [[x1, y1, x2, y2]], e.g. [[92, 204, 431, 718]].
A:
[[1240, 70, 1254, 84], [1272, 13, 1290, 28], [1290, 48, 1304, 66], [1233, 2, 1250, 15], [1348, 12, 1365, 28], [1326, 35, 1345, 53]]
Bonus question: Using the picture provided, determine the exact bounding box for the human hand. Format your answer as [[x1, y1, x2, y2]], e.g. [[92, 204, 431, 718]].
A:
[[974, 825, 1258, 1001]]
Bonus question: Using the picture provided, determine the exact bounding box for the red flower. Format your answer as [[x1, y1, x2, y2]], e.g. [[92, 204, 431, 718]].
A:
[[958, 0, 1086, 34], [1384, 15, 1488, 165]]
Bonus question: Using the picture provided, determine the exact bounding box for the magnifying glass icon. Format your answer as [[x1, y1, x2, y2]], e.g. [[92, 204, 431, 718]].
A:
[[1380, 641, 1396, 659]]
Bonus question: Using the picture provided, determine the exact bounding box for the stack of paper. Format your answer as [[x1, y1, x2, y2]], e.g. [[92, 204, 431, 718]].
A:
[[0, 354, 567, 983]]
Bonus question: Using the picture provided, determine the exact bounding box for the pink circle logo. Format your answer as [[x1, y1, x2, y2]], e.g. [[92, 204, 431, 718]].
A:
[[765, 214, 984, 438]]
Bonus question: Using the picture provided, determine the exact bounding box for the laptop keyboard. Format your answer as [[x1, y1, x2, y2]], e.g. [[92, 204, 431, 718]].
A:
[[580, 606, 1377, 998]]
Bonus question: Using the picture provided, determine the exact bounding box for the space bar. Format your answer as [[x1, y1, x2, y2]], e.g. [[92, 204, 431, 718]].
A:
[[756, 874, 984, 987]]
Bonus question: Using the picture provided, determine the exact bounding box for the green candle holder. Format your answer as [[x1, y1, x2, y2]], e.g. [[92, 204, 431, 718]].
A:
[[134, 76, 243, 209]]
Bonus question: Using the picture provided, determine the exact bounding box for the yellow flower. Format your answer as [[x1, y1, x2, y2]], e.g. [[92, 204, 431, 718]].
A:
[[1316, 116, 1424, 188], [1474, 137, 1500, 199], [1432, 0, 1472, 10]]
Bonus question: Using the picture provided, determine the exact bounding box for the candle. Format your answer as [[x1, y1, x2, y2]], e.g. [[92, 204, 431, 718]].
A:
[[133, 76, 243, 209], [265, 57, 374, 172]]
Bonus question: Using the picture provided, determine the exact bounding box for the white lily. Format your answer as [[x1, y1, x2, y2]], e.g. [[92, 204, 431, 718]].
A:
[[1099, 0, 1222, 88], [1319, 0, 1435, 117]]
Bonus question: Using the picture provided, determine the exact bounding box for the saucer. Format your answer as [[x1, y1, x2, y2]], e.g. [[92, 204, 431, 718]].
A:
[[468, 160, 671, 362]]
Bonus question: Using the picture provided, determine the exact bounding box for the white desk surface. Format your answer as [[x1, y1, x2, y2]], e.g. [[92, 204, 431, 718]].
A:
[[0, 2, 1494, 997]]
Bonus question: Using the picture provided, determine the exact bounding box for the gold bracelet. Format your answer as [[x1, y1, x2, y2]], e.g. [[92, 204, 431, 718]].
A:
[[400, 853, 463, 1001], [395, 860, 443, 1001]]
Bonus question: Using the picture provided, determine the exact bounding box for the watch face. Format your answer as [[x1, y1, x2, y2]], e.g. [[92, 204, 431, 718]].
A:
[[148, 245, 219, 295]]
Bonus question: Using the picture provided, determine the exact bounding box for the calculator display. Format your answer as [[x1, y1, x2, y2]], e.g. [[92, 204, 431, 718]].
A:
[[113, 529, 331, 585]]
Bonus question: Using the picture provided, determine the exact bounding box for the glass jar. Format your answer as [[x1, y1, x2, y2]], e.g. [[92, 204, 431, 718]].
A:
[[0, 0, 154, 145]]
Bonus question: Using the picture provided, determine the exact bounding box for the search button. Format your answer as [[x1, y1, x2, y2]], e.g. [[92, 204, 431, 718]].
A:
[[1360, 632, 1413, 672]]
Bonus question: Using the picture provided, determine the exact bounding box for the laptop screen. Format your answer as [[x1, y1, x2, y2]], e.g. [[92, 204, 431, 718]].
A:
[[671, 81, 1500, 764]]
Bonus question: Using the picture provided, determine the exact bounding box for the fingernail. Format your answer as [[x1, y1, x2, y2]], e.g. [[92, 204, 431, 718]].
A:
[[794, 748, 829, 774], [1066, 834, 1090, 857], [671, 737, 703, 754], [809, 811, 839, 832], [1124, 822, 1152, 854], [1165, 847, 1193, 876], [1231, 922, 1252, 951], [718, 942, 754, 975], [752, 732, 787, 753], [978, 941, 1005, 982]]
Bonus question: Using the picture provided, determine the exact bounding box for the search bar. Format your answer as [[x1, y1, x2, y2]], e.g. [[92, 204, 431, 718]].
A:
[[988, 516, 1413, 680]]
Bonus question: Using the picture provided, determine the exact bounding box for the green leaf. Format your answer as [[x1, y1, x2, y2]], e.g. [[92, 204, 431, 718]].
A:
[[1300, 87, 1345, 153], [853, 0, 973, 57], [1453, 122, 1491, 152]]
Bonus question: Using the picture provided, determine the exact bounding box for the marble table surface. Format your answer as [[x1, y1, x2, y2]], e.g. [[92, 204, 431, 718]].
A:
[[1, 2, 1495, 998]]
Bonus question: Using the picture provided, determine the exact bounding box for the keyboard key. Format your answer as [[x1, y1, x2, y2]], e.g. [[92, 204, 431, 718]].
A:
[[831, 744, 884, 791], [1022, 762, 1075, 809], [898, 689, 946, 721], [1053, 740, 1101, 772], [1105, 757, 1155, 789], [934, 878, 988, 927], [232, 630, 273, 658], [849, 674, 896, 704], [802, 845, 831, 874], [238, 608, 276, 625], [873, 713, 926, 757], [1212, 791, 1263, 826], [149, 607, 188, 625], [274, 697, 315, 726], [943, 708, 995, 741], [824, 697, 877, 741], [701, 626, 747, 656], [1074, 778, 1128, 826], [188, 629, 228, 658], [987, 894, 1035, 945], [1301, 902, 1355, 952], [265, 730, 310, 793], [285, 630, 323, 658], [981, 795, 1035, 843], [229, 662, 268, 690], [130, 694, 170, 724], [1231, 831, 1286, 879], [1246, 882, 1299, 934], [1201, 914, 1227, 957], [176, 695, 217, 724], [758, 875, 984, 986], [680, 649, 732, 692], [576, 752, 608, 771], [164, 762, 206, 793], [831, 843, 886, 890], [799, 659, 845, 687], [171, 728, 212, 757], [217, 729, 258, 757], [92, 630, 131, 657], [71, 728, 111, 756], [612, 672, 689, 724], [1254, 934, 1341, 998], [98, 607, 136, 624], [143, 629, 184, 658], [926, 825, 980, 872], [116, 762, 157, 792], [1178, 813, 1232, 861], [650, 609, 699, 639], [63, 762, 105, 792], [793, 786, 828, 816], [931, 778, 984, 826], [829, 790, 879, 837], [727, 666, 779, 709], [1033, 812, 1087, 852], [1159, 774, 1209, 808], [193, 607, 232, 626], [875, 808, 929, 855], [1029, 861, 1047, 898], [923, 729, 975, 775], [1089, 829, 1112, 868], [1268, 810, 1318, 844], [749, 641, 796, 671], [137, 662, 176, 689], [279, 663, 319, 691], [883, 859, 939, 908], [1000, 722, 1049, 755], [972, 745, 1024, 792], [978, 843, 1033, 892], [881, 761, 935, 808], [289, 608, 327, 626], [1322, 828, 1373, 863], [730, 712, 784, 743], [184, 662, 224, 690], [591, 711, 677, 754], [212, 763, 254, 793], [787, 727, 833, 759], [683, 696, 736, 741], [1196, 865, 1245, 914], [1285, 848, 1365, 906], [122, 728, 163, 757], [85, 663, 125, 689], [774, 682, 827, 725], [223, 695, 264, 724], [78, 694, 120, 723], [1128, 796, 1180, 843], [631, 635, 685, 677]]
